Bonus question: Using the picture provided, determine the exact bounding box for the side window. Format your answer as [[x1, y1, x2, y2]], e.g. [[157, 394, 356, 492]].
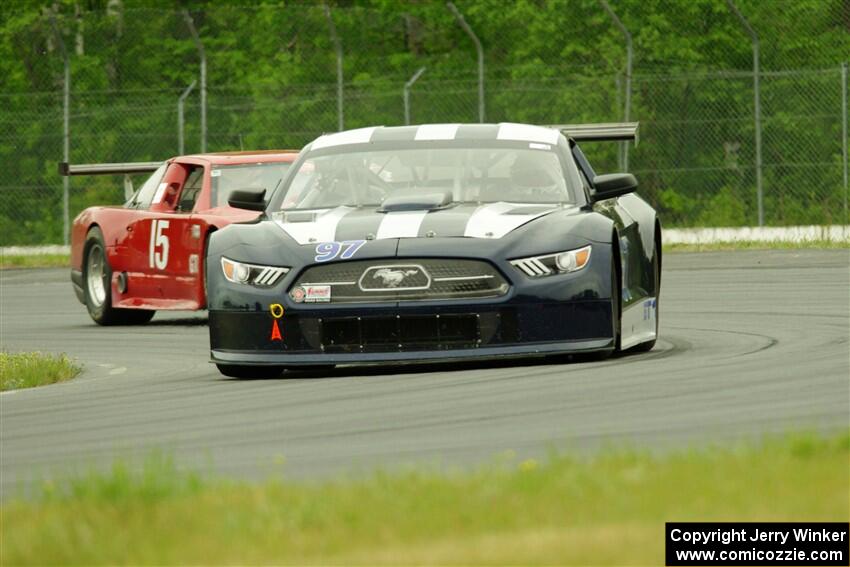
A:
[[177, 167, 204, 212], [127, 164, 167, 209]]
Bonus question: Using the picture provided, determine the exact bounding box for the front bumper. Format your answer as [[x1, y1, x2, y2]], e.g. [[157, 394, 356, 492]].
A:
[[209, 299, 614, 366]]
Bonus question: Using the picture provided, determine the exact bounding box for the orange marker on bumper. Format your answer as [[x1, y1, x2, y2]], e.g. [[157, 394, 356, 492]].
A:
[[270, 320, 282, 341]]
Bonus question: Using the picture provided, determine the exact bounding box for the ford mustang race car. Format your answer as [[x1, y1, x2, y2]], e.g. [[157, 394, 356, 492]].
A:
[[207, 123, 660, 377], [65, 150, 298, 324]]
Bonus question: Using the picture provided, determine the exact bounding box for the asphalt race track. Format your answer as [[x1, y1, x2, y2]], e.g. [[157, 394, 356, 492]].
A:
[[1, 250, 848, 497]]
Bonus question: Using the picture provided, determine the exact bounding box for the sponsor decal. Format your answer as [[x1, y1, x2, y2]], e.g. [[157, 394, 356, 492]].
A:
[[300, 285, 331, 303], [290, 286, 306, 303], [643, 298, 657, 321]]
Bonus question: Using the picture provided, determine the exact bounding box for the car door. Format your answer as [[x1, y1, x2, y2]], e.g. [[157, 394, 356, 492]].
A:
[[123, 160, 208, 308]]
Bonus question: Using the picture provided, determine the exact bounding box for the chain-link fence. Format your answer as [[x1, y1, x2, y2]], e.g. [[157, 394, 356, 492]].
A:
[[0, 2, 847, 246]]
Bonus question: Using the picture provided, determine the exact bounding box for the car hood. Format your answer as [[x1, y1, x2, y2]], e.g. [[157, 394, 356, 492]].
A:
[[271, 202, 575, 244]]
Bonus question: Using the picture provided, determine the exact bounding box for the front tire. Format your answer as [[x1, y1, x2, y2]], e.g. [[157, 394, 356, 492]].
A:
[[83, 226, 155, 325]]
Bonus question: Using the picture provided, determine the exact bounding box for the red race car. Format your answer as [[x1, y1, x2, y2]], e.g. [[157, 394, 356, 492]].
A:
[[63, 150, 298, 325]]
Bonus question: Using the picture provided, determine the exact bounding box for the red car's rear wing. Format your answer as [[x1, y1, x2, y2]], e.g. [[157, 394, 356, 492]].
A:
[[58, 161, 163, 176], [58, 161, 164, 199], [547, 122, 639, 145]]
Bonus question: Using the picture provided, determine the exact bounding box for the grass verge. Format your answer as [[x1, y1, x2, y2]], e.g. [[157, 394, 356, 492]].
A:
[[0, 254, 70, 269], [0, 351, 81, 391], [664, 239, 849, 252], [2, 431, 847, 565]]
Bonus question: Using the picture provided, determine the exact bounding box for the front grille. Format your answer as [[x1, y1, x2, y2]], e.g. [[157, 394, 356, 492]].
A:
[[318, 313, 493, 353], [292, 259, 509, 303]]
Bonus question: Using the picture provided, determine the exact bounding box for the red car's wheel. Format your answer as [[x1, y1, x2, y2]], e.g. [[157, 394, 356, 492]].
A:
[[83, 226, 155, 326]]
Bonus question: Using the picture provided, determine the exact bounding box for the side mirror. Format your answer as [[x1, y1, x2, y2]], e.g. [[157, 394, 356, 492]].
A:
[[591, 173, 638, 202], [228, 188, 266, 212]]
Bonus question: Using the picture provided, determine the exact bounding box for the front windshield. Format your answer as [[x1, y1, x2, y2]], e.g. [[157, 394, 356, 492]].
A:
[[277, 146, 574, 210], [212, 162, 292, 207]]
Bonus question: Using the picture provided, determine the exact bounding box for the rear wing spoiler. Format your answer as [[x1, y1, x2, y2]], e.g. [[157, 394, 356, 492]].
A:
[[58, 161, 164, 200], [547, 122, 639, 145], [58, 161, 163, 177]]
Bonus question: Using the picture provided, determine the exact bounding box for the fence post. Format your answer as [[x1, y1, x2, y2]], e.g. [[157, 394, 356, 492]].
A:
[[177, 81, 196, 155], [842, 62, 848, 229], [726, 0, 764, 227], [182, 10, 206, 153], [447, 2, 484, 123], [50, 14, 71, 246], [324, 4, 344, 132], [404, 67, 426, 125], [599, 0, 632, 171]]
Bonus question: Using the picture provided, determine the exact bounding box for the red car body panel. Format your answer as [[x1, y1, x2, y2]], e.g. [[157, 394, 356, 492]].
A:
[[71, 151, 298, 312]]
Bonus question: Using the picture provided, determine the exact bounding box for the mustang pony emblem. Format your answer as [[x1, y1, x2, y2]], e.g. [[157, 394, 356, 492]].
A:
[[372, 268, 419, 288]]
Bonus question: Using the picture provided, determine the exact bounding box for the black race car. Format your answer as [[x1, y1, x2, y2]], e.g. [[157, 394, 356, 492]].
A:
[[207, 122, 660, 377]]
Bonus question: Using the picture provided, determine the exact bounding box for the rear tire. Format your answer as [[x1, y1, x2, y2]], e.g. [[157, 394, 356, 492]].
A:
[[83, 226, 155, 326]]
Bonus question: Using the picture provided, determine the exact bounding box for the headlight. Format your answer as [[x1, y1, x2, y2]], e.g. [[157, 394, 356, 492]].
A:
[[510, 245, 591, 277], [220, 257, 290, 287]]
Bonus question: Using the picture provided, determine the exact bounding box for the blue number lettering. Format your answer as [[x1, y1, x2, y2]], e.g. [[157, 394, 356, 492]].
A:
[[340, 240, 366, 259], [314, 240, 367, 262], [314, 242, 341, 262]]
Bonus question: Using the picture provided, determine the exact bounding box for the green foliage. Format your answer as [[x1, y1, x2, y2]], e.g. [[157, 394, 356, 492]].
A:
[[0, 253, 70, 268], [0, 0, 848, 244], [0, 351, 81, 391], [696, 185, 750, 226]]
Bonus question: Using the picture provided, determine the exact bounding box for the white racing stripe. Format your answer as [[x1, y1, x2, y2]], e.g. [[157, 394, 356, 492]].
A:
[[463, 202, 559, 239], [376, 211, 429, 239], [311, 127, 377, 150], [274, 207, 353, 244], [497, 123, 560, 145], [414, 124, 460, 141]]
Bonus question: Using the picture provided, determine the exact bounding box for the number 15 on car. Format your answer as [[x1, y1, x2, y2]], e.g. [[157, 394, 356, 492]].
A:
[[149, 219, 170, 270]]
